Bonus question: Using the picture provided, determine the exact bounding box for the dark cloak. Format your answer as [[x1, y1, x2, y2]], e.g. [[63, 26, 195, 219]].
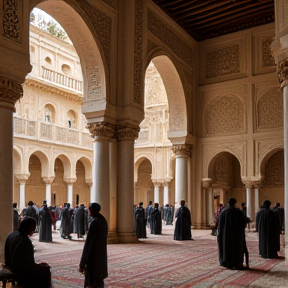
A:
[[256, 207, 280, 258], [60, 206, 71, 238], [217, 205, 247, 268], [164, 206, 174, 225], [146, 204, 153, 228], [5, 230, 51, 288], [79, 213, 108, 287], [173, 206, 192, 240], [135, 206, 146, 238], [150, 208, 162, 234], [39, 205, 52, 242], [76, 205, 87, 237]]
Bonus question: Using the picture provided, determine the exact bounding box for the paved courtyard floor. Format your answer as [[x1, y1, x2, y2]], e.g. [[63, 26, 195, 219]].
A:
[[2, 225, 288, 287]]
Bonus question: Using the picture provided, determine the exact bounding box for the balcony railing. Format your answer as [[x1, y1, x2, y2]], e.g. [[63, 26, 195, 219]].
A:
[[14, 117, 92, 149], [41, 66, 83, 92]]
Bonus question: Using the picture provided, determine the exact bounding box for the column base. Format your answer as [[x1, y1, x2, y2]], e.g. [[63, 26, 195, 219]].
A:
[[117, 231, 138, 243], [107, 231, 119, 244]]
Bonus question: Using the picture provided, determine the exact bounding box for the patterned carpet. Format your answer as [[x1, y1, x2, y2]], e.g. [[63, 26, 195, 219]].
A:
[[30, 228, 285, 288]]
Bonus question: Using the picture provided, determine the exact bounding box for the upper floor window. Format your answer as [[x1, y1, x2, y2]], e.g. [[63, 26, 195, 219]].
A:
[[43, 104, 55, 123], [67, 110, 76, 128]]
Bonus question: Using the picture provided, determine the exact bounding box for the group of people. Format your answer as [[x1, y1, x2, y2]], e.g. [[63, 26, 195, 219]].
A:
[[217, 198, 284, 270], [134, 199, 194, 241], [6, 202, 108, 288]]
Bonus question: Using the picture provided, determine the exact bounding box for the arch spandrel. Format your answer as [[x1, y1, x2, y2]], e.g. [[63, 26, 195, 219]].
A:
[[13, 147, 23, 175], [36, 1, 108, 122], [147, 55, 188, 142]]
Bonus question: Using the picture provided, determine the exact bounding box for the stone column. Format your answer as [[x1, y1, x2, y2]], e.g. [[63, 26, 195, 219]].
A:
[[116, 126, 139, 243], [254, 181, 260, 214], [64, 178, 76, 206], [172, 144, 191, 204], [85, 180, 93, 204], [15, 174, 30, 210], [88, 123, 114, 230], [242, 179, 254, 221], [153, 181, 160, 204], [202, 178, 213, 226], [163, 180, 171, 205], [43, 177, 55, 206], [0, 78, 23, 262]]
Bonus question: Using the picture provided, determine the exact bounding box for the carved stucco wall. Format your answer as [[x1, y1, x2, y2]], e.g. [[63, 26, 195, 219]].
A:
[[263, 150, 284, 187], [204, 95, 245, 136], [256, 89, 283, 130]]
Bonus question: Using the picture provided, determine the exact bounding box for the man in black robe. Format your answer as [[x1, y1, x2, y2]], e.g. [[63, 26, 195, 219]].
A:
[[145, 201, 153, 228], [174, 200, 193, 240], [60, 203, 72, 239], [150, 203, 162, 234], [273, 202, 285, 234], [135, 202, 147, 239], [217, 197, 247, 269], [256, 200, 280, 259], [5, 217, 51, 288], [76, 204, 87, 238], [39, 203, 52, 242], [79, 203, 108, 288], [164, 204, 173, 225], [25, 201, 39, 231], [13, 203, 20, 232]]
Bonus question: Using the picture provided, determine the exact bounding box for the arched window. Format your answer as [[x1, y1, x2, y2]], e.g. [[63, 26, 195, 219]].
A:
[[67, 110, 76, 128], [43, 104, 55, 123]]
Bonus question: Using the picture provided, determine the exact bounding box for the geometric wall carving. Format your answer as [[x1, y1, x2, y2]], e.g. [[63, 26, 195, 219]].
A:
[[262, 37, 276, 68], [257, 89, 283, 130], [204, 95, 245, 135], [263, 150, 284, 187]]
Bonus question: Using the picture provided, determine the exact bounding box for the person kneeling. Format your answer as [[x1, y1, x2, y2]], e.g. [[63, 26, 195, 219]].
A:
[[4, 217, 51, 288]]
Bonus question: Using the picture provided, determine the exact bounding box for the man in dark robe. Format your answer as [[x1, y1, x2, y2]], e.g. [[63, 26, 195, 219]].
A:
[[217, 197, 247, 269], [39, 203, 52, 242], [135, 202, 147, 239], [72, 205, 79, 233], [5, 217, 51, 288], [25, 201, 38, 231], [150, 203, 162, 234], [174, 200, 193, 240], [164, 204, 173, 225], [79, 203, 108, 288], [273, 202, 285, 234], [60, 203, 72, 239], [76, 204, 87, 238], [145, 201, 153, 228], [13, 203, 20, 232], [256, 200, 280, 259]]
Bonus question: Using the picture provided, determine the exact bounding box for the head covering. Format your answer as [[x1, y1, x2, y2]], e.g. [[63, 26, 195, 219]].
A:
[[180, 200, 186, 206], [43, 200, 47, 205], [13, 203, 17, 208], [89, 202, 101, 216], [154, 203, 159, 208], [18, 217, 36, 235], [228, 198, 237, 206], [28, 200, 34, 206], [139, 202, 143, 206], [149, 201, 152, 205], [262, 200, 271, 209]]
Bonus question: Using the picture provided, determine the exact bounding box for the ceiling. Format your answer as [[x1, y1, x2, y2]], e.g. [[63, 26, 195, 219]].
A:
[[152, 0, 275, 41]]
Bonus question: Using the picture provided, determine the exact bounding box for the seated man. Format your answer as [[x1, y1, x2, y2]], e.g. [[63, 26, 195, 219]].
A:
[[4, 217, 51, 288]]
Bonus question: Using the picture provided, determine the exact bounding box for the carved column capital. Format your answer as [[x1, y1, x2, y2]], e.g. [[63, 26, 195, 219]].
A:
[[42, 177, 55, 185], [15, 173, 30, 184], [202, 178, 212, 188], [242, 178, 253, 188], [0, 77, 23, 110], [87, 122, 116, 139], [277, 58, 288, 86], [64, 178, 77, 185], [116, 126, 139, 141], [172, 144, 191, 157], [86, 179, 93, 187]]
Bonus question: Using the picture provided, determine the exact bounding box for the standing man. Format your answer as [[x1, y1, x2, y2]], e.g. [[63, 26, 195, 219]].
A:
[[174, 200, 193, 240], [135, 202, 147, 239], [150, 203, 162, 234], [39, 201, 52, 242], [13, 203, 20, 232], [76, 204, 87, 239], [256, 200, 280, 259], [145, 201, 153, 229], [79, 203, 108, 288], [217, 198, 247, 269]]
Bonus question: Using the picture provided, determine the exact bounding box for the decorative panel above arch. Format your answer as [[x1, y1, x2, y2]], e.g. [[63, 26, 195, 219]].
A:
[[204, 95, 245, 136]]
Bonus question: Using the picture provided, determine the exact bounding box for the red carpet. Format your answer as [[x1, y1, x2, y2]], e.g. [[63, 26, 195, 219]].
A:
[[32, 229, 285, 288]]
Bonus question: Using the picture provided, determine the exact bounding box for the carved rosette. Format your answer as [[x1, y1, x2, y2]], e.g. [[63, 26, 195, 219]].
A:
[[277, 58, 288, 84], [87, 122, 115, 139], [0, 77, 23, 109], [116, 126, 139, 141], [172, 144, 191, 157], [2, 0, 21, 42]]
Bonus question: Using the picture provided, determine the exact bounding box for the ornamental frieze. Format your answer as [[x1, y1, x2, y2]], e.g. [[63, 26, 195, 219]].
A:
[[205, 45, 240, 79], [2, 0, 21, 42], [134, 0, 143, 104], [172, 144, 191, 157], [76, 1, 112, 70], [148, 10, 193, 67], [87, 122, 115, 139], [0, 77, 23, 105], [204, 95, 244, 135]]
